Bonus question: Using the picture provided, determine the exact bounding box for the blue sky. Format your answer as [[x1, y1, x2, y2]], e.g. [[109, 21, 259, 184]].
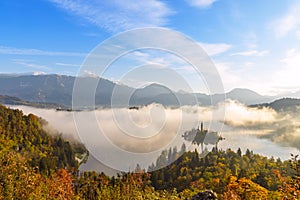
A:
[[1, 0, 300, 95]]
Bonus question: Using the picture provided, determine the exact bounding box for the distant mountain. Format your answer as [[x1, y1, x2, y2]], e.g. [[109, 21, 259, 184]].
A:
[[0, 74, 133, 107], [0, 95, 26, 105], [130, 87, 273, 107], [130, 83, 178, 106], [251, 98, 300, 112], [224, 88, 272, 105], [133, 83, 172, 98], [0, 94, 63, 108], [0, 74, 286, 108], [0, 74, 75, 105]]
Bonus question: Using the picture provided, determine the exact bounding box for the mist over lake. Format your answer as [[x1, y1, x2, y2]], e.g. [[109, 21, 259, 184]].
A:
[[9, 101, 299, 173]]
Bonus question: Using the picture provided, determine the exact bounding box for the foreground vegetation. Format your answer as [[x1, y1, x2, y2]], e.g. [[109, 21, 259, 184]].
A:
[[0, 105, 299, 199]]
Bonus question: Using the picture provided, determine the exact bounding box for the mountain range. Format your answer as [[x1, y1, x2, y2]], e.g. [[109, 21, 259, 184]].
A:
[[0, 74, 299, 108]]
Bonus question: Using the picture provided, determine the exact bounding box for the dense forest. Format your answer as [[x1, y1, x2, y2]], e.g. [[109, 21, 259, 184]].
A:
[[0, 105, 299, 199]]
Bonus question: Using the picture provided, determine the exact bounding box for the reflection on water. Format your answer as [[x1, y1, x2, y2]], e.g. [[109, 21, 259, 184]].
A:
[[220, 130, 298, 160]]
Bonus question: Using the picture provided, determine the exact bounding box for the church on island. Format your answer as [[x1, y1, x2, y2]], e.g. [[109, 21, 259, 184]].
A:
[[182, 122, 224, 153]]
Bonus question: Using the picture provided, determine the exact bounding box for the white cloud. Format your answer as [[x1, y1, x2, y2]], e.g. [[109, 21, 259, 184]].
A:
[[83, 70, 99, 78], [199, 42, 232, 56], [274, 15, 297, 38], [231, 50, 269, 57], [32, 71, 47, 75], [271, 2, 300, 38], [215, 62, 241, 91], [222, 100, 278, 128], [112, 50, 186, 71], [186, 0, 218, 8], [117, 78, 154, 89], [244, 62, 254, 67], [272, 48, 300, 89], [55, 62, 80, 67], [13, 60, 50, 70], [281, 48, 300, 65], [49, 0, 173, 33], [0, 46, 86, 57], [129, 42, 231, 66], [212, 60, 276, 95]]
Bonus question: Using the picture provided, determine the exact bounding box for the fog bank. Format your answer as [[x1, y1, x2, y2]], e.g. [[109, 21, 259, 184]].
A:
[[9, 100, 299, 172]]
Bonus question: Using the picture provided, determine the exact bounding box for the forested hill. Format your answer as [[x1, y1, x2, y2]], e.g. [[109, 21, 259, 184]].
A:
[[0, 105, 299, 199], [250, 97, 300, 112], [0, 104, 88, 199], [0, 105, 86, 173], [73, 147, 300, 199]]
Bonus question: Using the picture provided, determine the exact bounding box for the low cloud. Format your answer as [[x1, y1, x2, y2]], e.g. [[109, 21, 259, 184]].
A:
[[259, 109, 300, 150], [222, 100, 278, 128], [218, 101, 300, 150], [10, 101, 300, 150], [9, 100, 300, 171]]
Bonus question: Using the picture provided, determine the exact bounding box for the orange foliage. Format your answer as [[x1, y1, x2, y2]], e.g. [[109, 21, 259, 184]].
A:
[[273, 169, 300, 199], [46, 169, 75, 200], [221, 176, 269, 200]]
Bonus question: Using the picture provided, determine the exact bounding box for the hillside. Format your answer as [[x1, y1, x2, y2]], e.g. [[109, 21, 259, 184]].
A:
[[0, 105, 87, 172], [251, 97, 300, 112], [1, 105, 299, 199], [0, 105, 88, 199]]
